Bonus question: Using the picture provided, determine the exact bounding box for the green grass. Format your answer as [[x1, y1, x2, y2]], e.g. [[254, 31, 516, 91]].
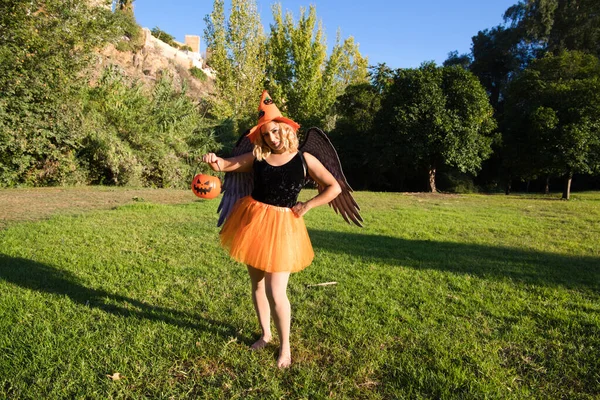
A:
[[1, 190, 599, 399]]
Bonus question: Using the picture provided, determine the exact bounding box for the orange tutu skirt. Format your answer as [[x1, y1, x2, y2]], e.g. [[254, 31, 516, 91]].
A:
[[219, 196, 314, 273]]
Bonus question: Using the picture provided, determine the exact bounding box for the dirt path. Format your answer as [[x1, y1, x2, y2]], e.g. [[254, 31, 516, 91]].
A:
[[0, 187, 197, 229]]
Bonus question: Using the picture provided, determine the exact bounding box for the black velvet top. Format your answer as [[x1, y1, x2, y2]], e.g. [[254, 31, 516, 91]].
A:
[[251, 152, 306, 207]]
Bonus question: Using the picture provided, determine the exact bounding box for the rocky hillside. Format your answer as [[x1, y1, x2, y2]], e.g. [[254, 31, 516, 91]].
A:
[[93, 28, 215, 101]]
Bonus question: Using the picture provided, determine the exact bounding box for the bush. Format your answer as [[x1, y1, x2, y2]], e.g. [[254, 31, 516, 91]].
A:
[[189, 67, 207, 81], [80, 66, 220, 187], [113, 10, 145, 52], [437, 170, 479, 193], [0, 0, 126, 187], [151, 27, 177, 47]]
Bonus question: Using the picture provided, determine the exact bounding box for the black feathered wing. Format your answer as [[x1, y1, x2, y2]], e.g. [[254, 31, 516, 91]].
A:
[[299, 127, 363, 227], [216, 132, 254, 227]]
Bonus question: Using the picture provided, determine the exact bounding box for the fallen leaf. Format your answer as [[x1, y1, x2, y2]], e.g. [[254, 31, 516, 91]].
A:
[[106, 372, 124, 381]]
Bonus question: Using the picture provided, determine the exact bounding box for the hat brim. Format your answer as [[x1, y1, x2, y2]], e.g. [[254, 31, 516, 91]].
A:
[[247, 117, 300, 143]]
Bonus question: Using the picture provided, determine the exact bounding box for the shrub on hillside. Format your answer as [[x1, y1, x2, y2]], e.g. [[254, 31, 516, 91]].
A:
[[189, 67, 207, 81], [151, 27, 177, 48], [80, 66, 220, 187], [113, 10, 145, 52]]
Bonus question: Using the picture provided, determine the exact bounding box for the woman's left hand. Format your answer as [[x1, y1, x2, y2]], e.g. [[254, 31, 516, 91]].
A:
[[291, 201, 311, 218]]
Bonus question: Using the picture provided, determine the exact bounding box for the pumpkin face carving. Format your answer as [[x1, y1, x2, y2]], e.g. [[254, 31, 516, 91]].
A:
[[191, 174, 221, 199]]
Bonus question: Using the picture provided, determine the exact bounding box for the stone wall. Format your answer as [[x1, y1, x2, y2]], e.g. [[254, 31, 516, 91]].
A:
[[143, 28, 215, 79]]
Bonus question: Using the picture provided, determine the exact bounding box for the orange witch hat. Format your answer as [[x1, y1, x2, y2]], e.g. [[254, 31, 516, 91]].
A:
[[247, 90, 300, 143]]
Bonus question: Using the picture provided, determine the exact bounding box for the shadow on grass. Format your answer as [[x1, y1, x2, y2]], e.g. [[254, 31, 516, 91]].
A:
[[308, 229, 600, 291], [0, 254, 244, 341]]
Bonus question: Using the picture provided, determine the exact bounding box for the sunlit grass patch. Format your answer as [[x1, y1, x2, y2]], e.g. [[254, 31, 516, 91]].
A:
[[1, 190, 599, 398]]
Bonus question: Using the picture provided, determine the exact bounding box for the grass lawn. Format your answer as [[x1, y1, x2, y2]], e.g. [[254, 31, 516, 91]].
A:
[[0, 189, 599, 399]]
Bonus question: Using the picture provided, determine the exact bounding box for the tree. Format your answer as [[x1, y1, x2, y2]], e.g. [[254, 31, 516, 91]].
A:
[[321, 33, 369, 129], [370, 63, 394, 94], [470, 26, 528, 112], [265, 4, 368, 129], [330, 65, 397, 191], [330, 82, 382, 190], [376, 63, 496, 192], [504, 0, 600, 57], [265, 5, 327, 128], [467, 24, 536, 193], [203, 0, 266, 132], [0, 0, 122, 186], [504, 51, 600, 199], [80, 67, 219, 187], [443, 50, 471, 69], [151, 27, 176, 46]]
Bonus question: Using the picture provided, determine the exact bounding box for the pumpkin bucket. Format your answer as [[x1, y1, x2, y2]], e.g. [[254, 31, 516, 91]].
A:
[[191, 173, 221, 199]]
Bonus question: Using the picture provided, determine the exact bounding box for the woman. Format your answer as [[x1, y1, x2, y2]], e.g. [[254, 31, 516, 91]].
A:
[[202, 91, 341, 368]]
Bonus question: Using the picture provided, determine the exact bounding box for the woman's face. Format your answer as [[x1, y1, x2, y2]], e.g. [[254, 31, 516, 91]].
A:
[[261, 121, 284, 152]]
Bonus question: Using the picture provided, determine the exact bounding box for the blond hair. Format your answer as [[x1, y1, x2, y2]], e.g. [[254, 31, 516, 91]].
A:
[[252, 122, 299, 161]]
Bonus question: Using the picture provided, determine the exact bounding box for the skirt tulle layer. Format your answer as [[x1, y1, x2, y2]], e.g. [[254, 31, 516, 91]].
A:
[[219, 196, 314, 273]]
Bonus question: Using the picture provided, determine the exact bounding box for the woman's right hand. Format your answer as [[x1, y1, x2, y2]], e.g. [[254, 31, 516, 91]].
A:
[[202, 153, 223, 172]]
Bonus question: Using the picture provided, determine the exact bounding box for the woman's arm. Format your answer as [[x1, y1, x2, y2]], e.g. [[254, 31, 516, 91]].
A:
[[202, 152, 254, 173], [291, 152, 342, 217]]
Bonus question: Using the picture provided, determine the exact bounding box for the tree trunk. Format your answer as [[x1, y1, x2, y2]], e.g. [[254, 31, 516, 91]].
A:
[[505, 177, 511, 195], [428, 167, 437, 193], [526, 180, 530, 193], [562, 172, 573, 200], [545, 175, 550, 194]]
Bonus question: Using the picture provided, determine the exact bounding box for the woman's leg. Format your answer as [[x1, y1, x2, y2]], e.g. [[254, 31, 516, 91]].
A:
[[246, 265, 272, 349], [265, 272, 292, 368]]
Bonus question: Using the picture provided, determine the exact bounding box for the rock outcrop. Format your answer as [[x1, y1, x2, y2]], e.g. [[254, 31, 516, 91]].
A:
[[94, 28, 215, 100]]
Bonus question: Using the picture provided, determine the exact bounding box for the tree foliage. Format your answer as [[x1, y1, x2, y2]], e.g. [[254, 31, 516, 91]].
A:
[[204, 0, 266, 133], [0, 0, 123, 185], [469, 26, 528, 112], [265, 4, 368, 129], [151, 27, 177, 46], [330, 82, 382, 190], [504, 0, 600, 57], [4, 0, 599, 194], [375, 63, 496, 192], [114, 0, 134, 15], [466, 0, 600, 193], [504, 51, 600, 198], [443, 51, 471, 70]]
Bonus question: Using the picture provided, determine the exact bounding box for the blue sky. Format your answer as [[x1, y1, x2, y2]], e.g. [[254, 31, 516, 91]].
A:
[[133, 0, 517, 69]]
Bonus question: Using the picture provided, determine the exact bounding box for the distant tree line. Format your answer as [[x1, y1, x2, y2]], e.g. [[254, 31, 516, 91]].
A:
[[330, 63, 496, 194], [438, 0, 600, 198], [205, 0, 599, 198]]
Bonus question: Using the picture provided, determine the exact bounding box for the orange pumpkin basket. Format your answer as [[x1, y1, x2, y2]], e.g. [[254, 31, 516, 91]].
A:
[[191, 173, 221, 199]]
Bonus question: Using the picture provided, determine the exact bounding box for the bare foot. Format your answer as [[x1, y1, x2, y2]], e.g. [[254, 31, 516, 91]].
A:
[[277, 350, 292, 368], [250, 335, 271, 351]]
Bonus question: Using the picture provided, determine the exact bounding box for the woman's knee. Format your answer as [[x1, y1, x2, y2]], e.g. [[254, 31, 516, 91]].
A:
[[265, 273, 290, 304]]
